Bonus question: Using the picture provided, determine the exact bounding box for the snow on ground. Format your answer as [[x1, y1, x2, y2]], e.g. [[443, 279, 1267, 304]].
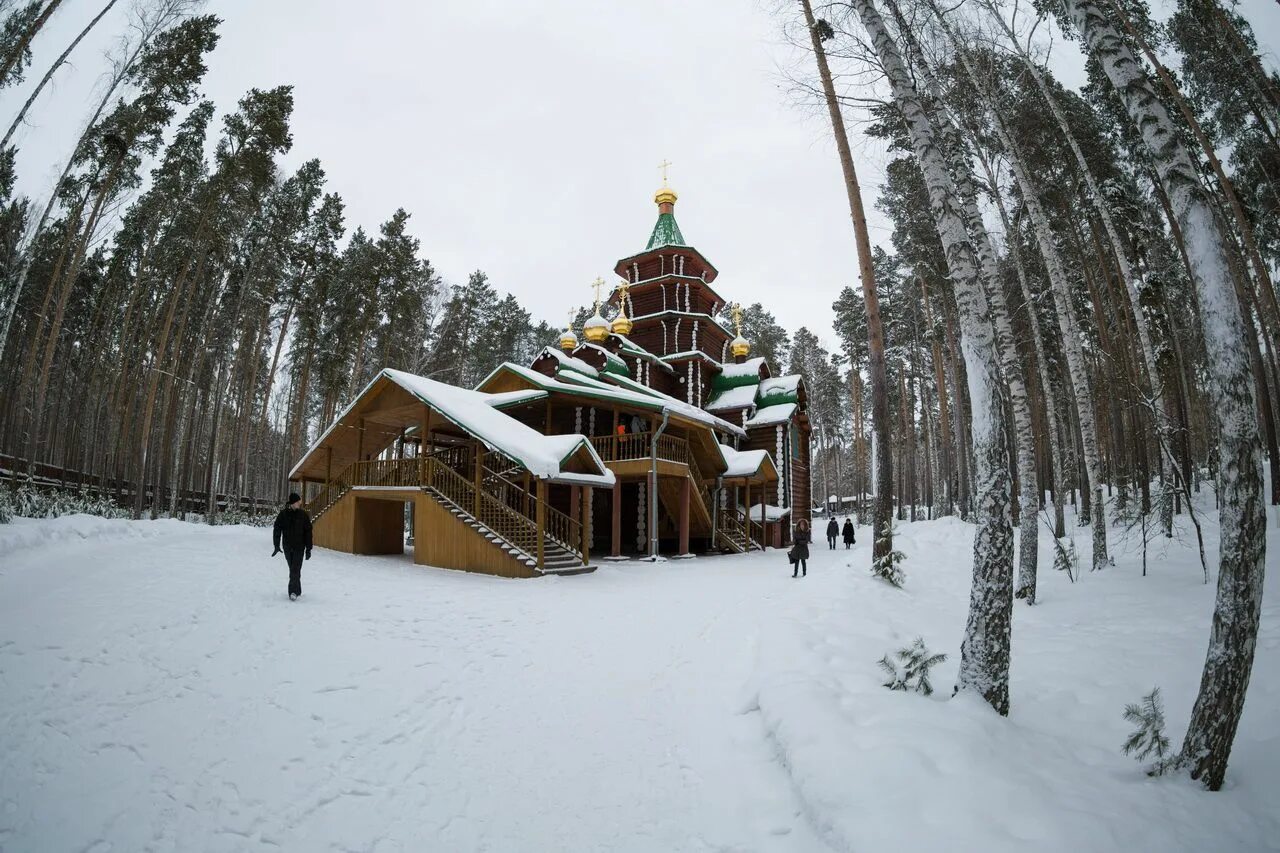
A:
[[0, 500, 1276, 852]]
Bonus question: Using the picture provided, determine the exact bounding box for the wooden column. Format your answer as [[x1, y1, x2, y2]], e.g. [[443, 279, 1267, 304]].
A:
[[473, 442, 482, 518], [325, 446, 332, 488], [536, 478, 547, 569], [581, 486, 592, 565], [611, 476, 622, 557], [759, 482, 767, 550], [612, 408, 620, 460], [357, 417, 365, 461], [421, 404, 432, 483], [678, 475, 691, 556], [569, 484, 580, 542]]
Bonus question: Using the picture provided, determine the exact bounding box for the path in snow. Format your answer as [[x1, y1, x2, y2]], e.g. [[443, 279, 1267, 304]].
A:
[[0, 516, 830, 852]]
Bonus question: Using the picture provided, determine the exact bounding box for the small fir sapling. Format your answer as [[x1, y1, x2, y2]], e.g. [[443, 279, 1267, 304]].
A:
[[1044, 515, 1079, 583], [1122, 687, 1173, 774], [871, 522, 906, 587], [879, 637, 947, 695]]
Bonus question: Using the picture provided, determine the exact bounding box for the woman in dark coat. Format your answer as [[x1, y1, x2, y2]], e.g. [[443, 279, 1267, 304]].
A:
[[825, 517, 839, 550], [842, 517, 856, 548], [792, 519, 811, 578]]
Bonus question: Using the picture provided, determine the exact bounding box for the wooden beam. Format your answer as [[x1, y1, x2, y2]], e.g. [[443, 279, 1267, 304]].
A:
[[326, 446, 332, 488], [357, 417, 365, 461]]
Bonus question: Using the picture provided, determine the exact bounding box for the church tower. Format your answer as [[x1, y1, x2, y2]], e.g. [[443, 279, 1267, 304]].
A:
[[606, 169, 734, 406]]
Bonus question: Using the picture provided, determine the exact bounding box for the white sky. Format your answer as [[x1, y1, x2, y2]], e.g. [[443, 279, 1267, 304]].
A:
[[4, 0, 1279, 351]]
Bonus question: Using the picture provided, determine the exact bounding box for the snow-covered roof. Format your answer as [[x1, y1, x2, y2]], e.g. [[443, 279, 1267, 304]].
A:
[[718, 357, 767, 380], [758, 375, 802, 405], [577, 342, 632, 377], [383, 369, 613, 485], [488, 363, 747, 438], [703, 384, 758, 413], [537, 347, 599, 378], [289, 368, 614, 487], [745, 403, 797, 428], [744, 503, 791, 522], [719, 444, 775, 480]]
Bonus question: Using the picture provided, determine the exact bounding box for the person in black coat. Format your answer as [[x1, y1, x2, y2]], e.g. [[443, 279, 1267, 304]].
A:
[[273, 492, 313, 600], [842, 517, 856, 549], [825, 517, 839, 550], [791, 519, 811, 578]]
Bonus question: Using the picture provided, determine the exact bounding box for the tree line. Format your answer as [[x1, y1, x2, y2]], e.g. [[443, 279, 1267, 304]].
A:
[[0, 0, 556, 517]]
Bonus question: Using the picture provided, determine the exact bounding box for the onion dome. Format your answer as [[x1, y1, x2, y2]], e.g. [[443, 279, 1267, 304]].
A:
[[654, 185, 678, 207], [731, 335, 750, 358], [583, 312, 610, 344], [559, 325, 579, 351], [610, 281, 633, 336]]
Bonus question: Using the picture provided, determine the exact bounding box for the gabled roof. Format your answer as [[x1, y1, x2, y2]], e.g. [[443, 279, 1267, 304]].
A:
[[718, 443, 779, 482], [289, 368, 614, 486]]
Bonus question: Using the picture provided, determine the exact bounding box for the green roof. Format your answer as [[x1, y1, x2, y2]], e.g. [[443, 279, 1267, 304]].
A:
[[645, 211, 686, 251]]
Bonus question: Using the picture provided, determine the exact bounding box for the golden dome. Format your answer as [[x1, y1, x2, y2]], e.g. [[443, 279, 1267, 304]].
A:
[[731, 335, 750, 358], [654, 186, 678, 206], [611, 311, 633, 336], [583, 312, 610, 344], [559, 327, 578, 351]]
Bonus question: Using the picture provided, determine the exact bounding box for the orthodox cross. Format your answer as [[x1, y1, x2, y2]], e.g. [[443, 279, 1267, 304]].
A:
[[615, 279, 630, 304], [591, 276, 606, 310], [658, 158, 672, 186], [566, 309, 576, 332], [731, 302, 744, 336]]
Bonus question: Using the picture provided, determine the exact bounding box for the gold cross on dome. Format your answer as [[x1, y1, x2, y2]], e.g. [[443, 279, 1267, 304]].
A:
[[615, 279, 630, 300], [731, 302, 744, 336], [658, 159, 672, 186], [591, 277, 606, 310], [566, 309, 576, 332]]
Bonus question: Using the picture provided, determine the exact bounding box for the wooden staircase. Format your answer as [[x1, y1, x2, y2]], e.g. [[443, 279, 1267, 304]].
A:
[[304, 450, 588, 575]]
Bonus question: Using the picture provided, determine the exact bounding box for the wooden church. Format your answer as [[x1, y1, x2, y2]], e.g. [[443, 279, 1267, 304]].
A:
[[287, 179, 811, 577]]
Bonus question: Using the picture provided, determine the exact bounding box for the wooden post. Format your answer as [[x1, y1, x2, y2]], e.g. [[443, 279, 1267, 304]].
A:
[[325, 446, 332, 488], [357, 417, 365, 461], [421, 404, 432, 484], [473, 441, 482, 518], [759, 481, 767, 550], [678, 475, 691, 556], [536, 478, 547, 569], [581, 486, 592, 565], [611, 476, 622, 557]]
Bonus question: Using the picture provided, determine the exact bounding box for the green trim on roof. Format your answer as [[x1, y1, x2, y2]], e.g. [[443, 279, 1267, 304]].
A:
[[645, 211, 686, 251], [711, 372, 762, 393]]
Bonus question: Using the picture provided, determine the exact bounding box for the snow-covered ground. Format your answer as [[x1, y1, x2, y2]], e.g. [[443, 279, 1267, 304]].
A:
[[1, 502, 1276, 852]]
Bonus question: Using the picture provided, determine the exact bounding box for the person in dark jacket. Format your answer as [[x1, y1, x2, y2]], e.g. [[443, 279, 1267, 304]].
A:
[[825, 517, 839, 550], [791, 519, 811, 578], [842, 517, 856, 549], [273, 493, 313, 600]]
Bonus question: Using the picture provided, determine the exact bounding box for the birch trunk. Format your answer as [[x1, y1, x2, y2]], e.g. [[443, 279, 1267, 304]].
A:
[[896, 1, 1040, 599], [851, 0, 1013, 714], [1063, 0, 1266, 791]]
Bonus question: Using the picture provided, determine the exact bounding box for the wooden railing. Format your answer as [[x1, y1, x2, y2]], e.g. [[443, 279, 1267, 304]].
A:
[[716, 506, 751, 553], [588, 433, 689, 465], [302, 447, 586, 570]]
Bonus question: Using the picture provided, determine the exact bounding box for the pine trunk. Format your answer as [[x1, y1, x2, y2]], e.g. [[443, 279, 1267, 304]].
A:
[[799, 0, 894, 561]]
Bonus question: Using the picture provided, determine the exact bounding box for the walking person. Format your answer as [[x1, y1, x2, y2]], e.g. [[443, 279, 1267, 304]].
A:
[[791, 518, 811, 578], [842, 517, 856, 549], [825, 516, 839, 550], [272, 492, 313, 601]]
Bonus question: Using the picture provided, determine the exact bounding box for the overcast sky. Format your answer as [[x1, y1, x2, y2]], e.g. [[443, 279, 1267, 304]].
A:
[[5, 0, 1279, 352]]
